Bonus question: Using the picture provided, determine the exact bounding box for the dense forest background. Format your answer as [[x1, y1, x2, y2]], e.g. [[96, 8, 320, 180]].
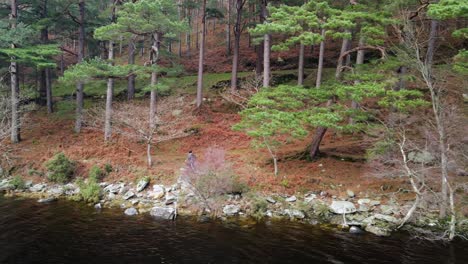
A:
[[0, 0, 467, 240]]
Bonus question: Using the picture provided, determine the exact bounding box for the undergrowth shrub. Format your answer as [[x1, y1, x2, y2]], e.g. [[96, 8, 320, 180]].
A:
[[44, 153, 75, 183], [251, 197, 268, 220], [11, 175, 25, 189], [76, 175, 101, 204], [181, 148, 244, 212], [89, 165, 105, 181]]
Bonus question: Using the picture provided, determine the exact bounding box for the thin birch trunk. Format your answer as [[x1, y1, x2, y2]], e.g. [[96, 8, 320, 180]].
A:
[[104, 40, 114, 141], [196, 0, 207, 108]]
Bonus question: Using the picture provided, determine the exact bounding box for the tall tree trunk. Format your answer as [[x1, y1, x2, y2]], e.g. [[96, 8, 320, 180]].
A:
[[60, 54, 64, 75], [263, 34, 270, 87], [149, 33, 160, 131], [226, 0, 232, 55], [10, 0, 20, 143], [395, 66, 407, 91], [309, 127, 327, 158], [39, 0, 49, 107], [104, 40, 114, 141], [231, 0, 245, 93], [127, 37, 136, 100], [178, 0, 183, 57], [45, 68, 53, 113], [316, 28, 326, 88], [255, 0, 266, 77], [74, 0, 86, 133], [230, 0, 244, 93], [426, 19, 438, 78], [298, 43, 305, 85], [261, 0, 270, 88], [196, 0, 207, 108], [425, 18, 446, 218], [349, 35, 365, 124], [335, 30, 350, 80], [187, 8, 192, 57]]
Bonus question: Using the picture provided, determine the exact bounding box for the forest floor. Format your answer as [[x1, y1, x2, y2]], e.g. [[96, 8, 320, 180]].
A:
[[6, 68, 418, 205]]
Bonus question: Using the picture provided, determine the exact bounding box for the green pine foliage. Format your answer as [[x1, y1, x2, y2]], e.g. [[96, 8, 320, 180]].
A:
[[44, 153, 76, 184], [429, 0, 468, 74], [235, 58, 427, 165]]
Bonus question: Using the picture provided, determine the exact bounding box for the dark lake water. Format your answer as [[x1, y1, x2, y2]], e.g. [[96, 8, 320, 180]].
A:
[[0, 195, 466, 264]]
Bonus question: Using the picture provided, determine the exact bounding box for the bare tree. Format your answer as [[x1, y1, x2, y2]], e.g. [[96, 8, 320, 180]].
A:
[[89, 98, 195, 167], [393, 18, 459, 240]]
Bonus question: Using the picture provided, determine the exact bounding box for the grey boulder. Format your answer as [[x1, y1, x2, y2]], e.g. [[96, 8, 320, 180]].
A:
[[150, 206, 175, 220], [124, 207, 138, 216], [223, 205, 240, 216]]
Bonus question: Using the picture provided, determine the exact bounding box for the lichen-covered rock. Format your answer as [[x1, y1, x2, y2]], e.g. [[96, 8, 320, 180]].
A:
[[374, 214, 399, 224], [104, 183, 124, 194], [365, 225, 391, 237], [123, 191, 135, 200], [47, 186, 64, 196], [330, 201, 356, 214], [165, 193, 177, 205], [283, 209, 305, 219], [266, 197, 276, 204], [0, 180, 14, 191], [136, 179, 149, 192], [30, 183, 47, 192], [149, 185, 165, 199], [223, 204, 240, 216]]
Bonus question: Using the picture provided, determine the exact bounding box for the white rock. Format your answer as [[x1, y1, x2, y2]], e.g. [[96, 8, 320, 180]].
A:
[[38, 197, 57, 203], [223, 204, 240, 216], [358, 198, 371, 205], [124, 207, 138, 216], [304, 194, 317, 203], [285, 196, 297, 203], [330, 201, 356, 214], [266, 197, 276, 204]]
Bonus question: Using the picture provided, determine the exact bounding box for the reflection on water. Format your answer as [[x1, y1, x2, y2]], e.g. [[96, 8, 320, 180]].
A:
[[0, 196, 466, 264]]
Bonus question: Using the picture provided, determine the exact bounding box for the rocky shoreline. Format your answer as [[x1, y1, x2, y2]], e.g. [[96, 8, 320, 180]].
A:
[[0, 177, 448, 237]]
